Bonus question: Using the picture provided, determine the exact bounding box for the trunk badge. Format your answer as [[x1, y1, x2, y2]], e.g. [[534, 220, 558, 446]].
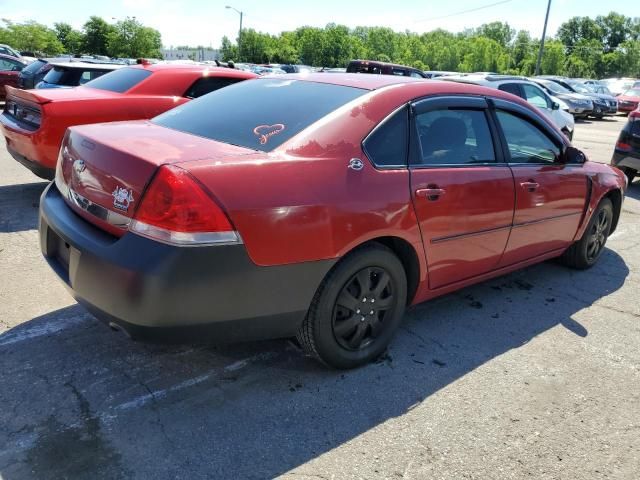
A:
[[348, 158, 364, 171], [112, 186, 134, 212]]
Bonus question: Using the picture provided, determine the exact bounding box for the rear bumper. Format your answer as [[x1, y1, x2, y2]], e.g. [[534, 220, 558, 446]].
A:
[[39, 183, 335, 343], [612, 150, 640, 172], [7, 145, 54, 179], [1, 112, 58, 175]]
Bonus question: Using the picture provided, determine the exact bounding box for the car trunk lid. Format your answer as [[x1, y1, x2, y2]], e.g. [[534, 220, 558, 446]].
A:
[[57, 121, 259, 236]]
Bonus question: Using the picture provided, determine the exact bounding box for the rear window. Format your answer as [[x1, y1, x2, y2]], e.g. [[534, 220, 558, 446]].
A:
[[84, 67, 152, 93], [22, 60, 47, 74], [42, 67, 109, 86], [153, 78, 366, 151]]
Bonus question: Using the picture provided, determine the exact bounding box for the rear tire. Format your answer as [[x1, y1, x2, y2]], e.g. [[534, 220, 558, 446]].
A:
[[560, 198, 613, 269], [297, 244, 407, 369]]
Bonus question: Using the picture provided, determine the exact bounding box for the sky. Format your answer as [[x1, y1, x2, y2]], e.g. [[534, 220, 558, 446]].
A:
[[0, 0, 635, 49]]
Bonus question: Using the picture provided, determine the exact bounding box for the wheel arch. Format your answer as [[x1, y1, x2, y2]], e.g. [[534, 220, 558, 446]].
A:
[[604, 188, 623, 234], [339, 236, 422, 305]]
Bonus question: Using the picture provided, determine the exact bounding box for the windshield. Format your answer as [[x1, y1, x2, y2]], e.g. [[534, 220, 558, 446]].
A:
[[569, 82, 591, 94], [84, 67, 152, 93], [623, 89, 640, 97], [153, 78, 367, 152], [22, 60, 46, 74], [537, 80, 570, 94]]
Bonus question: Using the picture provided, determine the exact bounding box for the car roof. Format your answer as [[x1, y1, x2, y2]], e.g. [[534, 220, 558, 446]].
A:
[[273, 72, 426, 90], [49, 61, 124, 70]]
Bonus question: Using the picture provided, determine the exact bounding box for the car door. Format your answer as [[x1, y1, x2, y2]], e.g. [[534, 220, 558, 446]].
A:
[[409, 96, 515, 289], [491, 99, 588, 266]]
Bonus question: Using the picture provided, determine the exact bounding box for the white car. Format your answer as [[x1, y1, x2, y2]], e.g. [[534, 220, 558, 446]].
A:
[[440, 74, 575, 140]]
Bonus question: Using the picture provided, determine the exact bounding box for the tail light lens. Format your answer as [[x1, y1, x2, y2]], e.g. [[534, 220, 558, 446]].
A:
[[130, 165, 240, 246], [615, 140, 632, 151], [5, 99, 41, 130]]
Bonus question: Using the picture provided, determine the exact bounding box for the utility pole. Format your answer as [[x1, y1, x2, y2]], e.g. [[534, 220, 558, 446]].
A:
[[534, 0, 552, 76], [226, 5, 243, 60]]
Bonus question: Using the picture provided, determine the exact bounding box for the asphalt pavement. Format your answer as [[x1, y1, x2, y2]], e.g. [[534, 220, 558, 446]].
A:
[[0, 115, 638, 479]]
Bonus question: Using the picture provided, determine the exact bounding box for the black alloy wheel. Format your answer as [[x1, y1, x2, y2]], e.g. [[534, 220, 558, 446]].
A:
[[332, 267, 395, 351], [297, 244, 407, 369], [586, 207, 610, 262], [560, 198, 613, 269]]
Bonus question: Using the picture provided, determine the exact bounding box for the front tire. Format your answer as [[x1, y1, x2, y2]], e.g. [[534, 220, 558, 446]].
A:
[[560, 198, 613, 269], [622, 167, 636, 185], [297, 244, 407, 369]]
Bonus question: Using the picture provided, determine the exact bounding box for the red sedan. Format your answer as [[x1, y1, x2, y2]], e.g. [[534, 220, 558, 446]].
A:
[[0, 53, 26, 100], [617, 87, 640, 114], [39, 74, 627, 368], [1, 63, 256, 179]]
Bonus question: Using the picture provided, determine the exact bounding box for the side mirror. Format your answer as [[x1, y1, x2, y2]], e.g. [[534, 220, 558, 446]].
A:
[[552, 102, 560, 111], [564, 146, 586, 164]]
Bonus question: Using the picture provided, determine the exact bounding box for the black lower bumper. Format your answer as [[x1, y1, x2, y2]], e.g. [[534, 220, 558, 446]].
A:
[[8, 145, 55, 180], [612, 151, 640, 172], [39, 183, 335, 343]]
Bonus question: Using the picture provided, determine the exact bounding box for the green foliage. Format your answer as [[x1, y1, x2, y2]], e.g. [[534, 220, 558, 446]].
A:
[[106, 17, 162, 59], [82, 16, 115, 56], [54, 22, 83, 54], [0, 20, 63, 54]]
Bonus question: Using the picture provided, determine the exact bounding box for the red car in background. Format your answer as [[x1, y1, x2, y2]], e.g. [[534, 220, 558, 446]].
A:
[[617, 87, 640, 114], [1, 63, 257, 179], [0, 53, 26, 100], [40, 75, 627, 368]]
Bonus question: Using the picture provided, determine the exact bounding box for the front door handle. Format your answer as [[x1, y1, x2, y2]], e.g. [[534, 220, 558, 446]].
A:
[[520, 180, 540, 192], [416, 187, 446, 201]]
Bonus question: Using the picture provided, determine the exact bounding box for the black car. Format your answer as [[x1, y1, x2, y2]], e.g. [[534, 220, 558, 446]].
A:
[[612, 112, 640, 185], [347, 60, 428, 78], [539, 76, 617, 118], [17, 58, 52, 89]]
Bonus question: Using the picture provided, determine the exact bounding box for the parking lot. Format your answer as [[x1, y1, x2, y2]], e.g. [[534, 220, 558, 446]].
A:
[[0, 116, 638, 479]]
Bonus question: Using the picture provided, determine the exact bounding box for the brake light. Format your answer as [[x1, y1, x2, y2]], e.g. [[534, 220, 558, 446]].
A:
[[130, 165, 240, 246], [5, 99, 41, 129], [616, 141, 632, 151]]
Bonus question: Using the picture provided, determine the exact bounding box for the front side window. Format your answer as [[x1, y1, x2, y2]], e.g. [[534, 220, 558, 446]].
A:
[[496, 110, 560, 164], [415, 109, 496, 165], [363, 107, 408, 167], [522, 84, 550, 109]]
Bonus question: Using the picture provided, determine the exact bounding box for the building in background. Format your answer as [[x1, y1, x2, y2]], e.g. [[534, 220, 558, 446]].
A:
[[161, 47, 220, 62]]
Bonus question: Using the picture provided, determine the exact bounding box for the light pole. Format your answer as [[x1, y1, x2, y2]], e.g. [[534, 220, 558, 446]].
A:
[[534, 0, 552, 76], [225, 5, 243, 60]]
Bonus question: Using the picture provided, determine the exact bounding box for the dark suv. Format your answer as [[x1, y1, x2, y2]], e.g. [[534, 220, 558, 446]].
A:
[[612, 109, 640, 185], [347, 60, 427, 78]]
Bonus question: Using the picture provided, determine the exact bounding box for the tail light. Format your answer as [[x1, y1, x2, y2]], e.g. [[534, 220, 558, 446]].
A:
[[4, 99, 41, 129], [630, 110, 640, 120], [129, 165, 240, 246], [615, 140, 632, 152]]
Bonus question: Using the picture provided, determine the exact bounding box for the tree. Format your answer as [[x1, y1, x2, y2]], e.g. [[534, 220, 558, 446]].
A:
[[539, 40, 565, 75], [54, 22, 83, 54], [557, 17, 602, 50], [106, 17, 162, 58], [596, 12, 633, 52], [220, 35, 238, 61], [475, 22, 515, 48], [0, 20, 63, 54], [82, 16, 115, 56]]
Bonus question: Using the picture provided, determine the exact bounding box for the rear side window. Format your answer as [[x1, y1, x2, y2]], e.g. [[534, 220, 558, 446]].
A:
[[415, 109, 496, 165], [498, 83, 522, 97], [43, 67, 108, 86], [496, 110, 560, 164], [363, 107, 408, 168], [184, 76, 243, 99], [84, 68, 151, 93], [153, 79, 366, 152]]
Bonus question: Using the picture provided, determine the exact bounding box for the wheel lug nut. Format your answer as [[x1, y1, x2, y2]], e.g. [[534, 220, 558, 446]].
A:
[[360, 316, 366, 322], [362, 298, 367, 302], [369, 310, 374, 315], [371, 299, 375, 303], [356, 309, 361, 314]]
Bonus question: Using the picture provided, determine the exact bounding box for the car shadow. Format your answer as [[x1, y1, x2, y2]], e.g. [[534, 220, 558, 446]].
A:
[[0, 249, 629, 479], [0, 181, 49, 233]]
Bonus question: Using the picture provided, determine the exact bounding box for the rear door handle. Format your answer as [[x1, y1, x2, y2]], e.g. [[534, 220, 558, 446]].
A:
[[520, 181, 540, 191], [416, 188, 446, 200]]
